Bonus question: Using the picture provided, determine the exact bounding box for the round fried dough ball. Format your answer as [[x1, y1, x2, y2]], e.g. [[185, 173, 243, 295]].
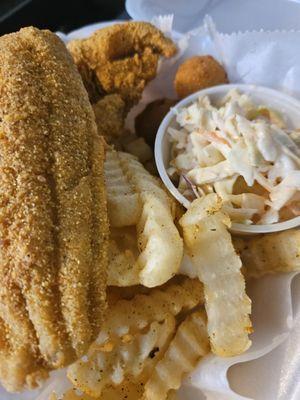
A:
[[174, 55, 228, 99]]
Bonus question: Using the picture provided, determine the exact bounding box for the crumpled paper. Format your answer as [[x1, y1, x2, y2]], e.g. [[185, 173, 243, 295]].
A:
[[2, 16, 300, 400]]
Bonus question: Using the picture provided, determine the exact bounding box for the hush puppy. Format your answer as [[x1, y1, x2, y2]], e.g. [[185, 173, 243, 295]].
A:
[[174, 55, 228, 98]]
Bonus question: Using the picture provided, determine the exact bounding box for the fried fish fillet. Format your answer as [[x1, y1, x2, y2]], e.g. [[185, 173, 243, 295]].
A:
[[67, 21, 177, 106], [92, 94, 126, 139], [0, 27, 108, 392]]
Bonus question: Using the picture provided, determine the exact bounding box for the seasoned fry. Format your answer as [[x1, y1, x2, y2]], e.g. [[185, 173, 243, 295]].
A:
[[137, 192, 182, 287], [123, 137, 153, 164], [67, 316, 175, 397], [105, 151, 171, 227], [234, 229, 300, 279], [54, 381, 144, 400], [100, 381, 145, 400], [105, 151, 141, 227], [108, 227, 141, 286], [51, 386, 179, 400], [105, 151, 183, 287], [98, 278, 204, 344], [49, 390, 94, 399], [144, 310, 210, 400], [107, 285, 152, 306], [180, 194, 252, 357], [65, 279, 203, 399]]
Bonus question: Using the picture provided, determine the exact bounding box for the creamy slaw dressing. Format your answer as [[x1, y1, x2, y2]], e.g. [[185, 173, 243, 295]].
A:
[[168, 89, 300, 225]]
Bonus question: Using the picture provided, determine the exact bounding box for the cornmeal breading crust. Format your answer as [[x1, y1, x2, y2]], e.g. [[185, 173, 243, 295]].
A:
[[0, 27, 108, 392]]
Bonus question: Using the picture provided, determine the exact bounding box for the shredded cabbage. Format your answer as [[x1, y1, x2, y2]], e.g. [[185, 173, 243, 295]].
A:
[[168, 89, 300, 225]]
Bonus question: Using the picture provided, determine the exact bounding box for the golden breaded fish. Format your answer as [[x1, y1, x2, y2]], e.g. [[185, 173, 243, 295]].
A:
[[67, 21, 177, 106], [0, 26, 108, 392]]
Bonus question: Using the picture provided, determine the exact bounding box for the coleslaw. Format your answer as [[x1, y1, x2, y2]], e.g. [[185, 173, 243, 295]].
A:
[[168, 89, 300, 225]]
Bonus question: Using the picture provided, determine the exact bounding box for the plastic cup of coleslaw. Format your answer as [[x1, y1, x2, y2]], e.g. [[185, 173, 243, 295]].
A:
[[155, 84, 300, 235]]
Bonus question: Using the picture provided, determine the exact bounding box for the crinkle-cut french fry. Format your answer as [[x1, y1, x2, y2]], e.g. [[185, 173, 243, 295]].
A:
[[65, 279, 203, 399], [123, 137, 153, 164], [68, 316, 175, 398], [105, 152, 141, 227], [108, 227, 141, 286], [105, 151, 183, 287], [118, 152, 172, 208], [137, 192, 183, 287], [107, 285, 152, 306], [233, 229, 300, 279], [49, 389, 94, 399], [105, 151, 171, 228], [105, 150, 177, 222], [100, 381, 145, 400], [52, 384, 142, 400], [54, 386, 179, 400], [144, 310, 210, 400], [54, 278, 204, 400], [100, 278, 204, 341], [108, 196, 183, 287], [180, 194, 252, 357]]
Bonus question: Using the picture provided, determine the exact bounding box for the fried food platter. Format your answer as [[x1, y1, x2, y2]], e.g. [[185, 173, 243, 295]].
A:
[[0, 17, 299, 400]]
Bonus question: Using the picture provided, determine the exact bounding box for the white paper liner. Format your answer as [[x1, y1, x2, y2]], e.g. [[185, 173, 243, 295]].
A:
[[2, 16, 300, 400]]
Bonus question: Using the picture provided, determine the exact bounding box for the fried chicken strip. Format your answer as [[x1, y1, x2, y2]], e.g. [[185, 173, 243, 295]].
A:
[[0, 27, 108, 392], [67, 21, 177, 106]]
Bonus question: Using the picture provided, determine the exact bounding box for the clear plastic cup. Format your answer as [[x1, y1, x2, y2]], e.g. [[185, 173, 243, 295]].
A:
[[155, 83, 300, 235], [126, 0, 300, 34]]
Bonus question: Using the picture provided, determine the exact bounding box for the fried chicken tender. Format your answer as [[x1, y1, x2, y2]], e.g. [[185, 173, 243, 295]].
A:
[[174, 55, 228, 99], [0, 27, 108, 392], [67, 22, 177, 106]]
